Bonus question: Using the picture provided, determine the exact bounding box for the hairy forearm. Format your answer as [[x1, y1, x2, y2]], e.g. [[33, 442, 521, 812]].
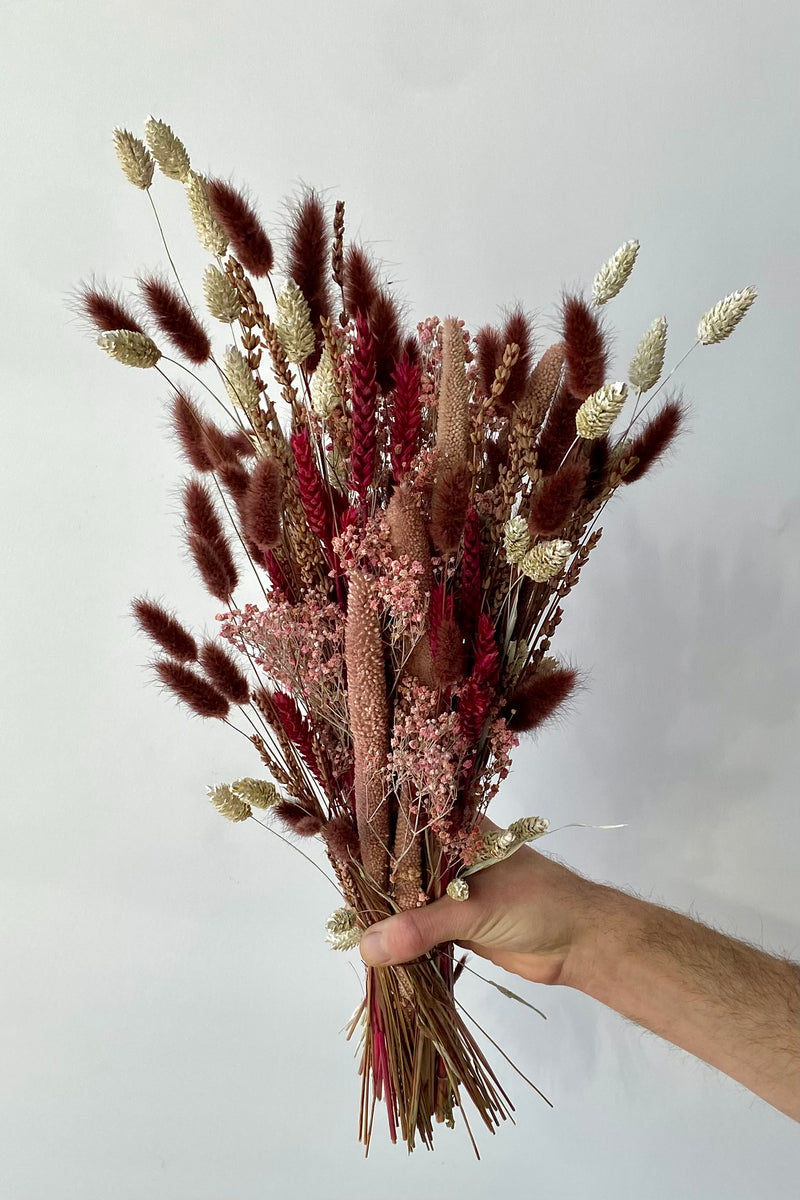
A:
[[563, 883, 800, 1120]]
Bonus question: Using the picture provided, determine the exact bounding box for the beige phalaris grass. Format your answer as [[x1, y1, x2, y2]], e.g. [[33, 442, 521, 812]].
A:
[[575, 381, 628, 439], [185, 170, 229, 256], [503, 515, 530, 565], [446, 877, 470, 901], [310, 342, 340, 418], [275, 280, 316, 366], [508, 816, 549, 842], [203, 264, 242, 323], [112, 127, 154, 190], [326, 906, 362, 950], [97, 329, 161, 368], [144, 116, 191, 182], [697, 286, 758, 345], [519, 538, 572, 582], [231, 778, 280, 809], [223, 346, 261, 416], [629, 316, 667, 392], [592, 238, 640, 305], [207, 783, 251, 822]]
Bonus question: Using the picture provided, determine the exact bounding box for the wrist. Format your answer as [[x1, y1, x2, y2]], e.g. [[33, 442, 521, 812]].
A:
[[557, 879, 634, 992]]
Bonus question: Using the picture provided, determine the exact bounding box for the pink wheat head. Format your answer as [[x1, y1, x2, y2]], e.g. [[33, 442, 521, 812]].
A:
[[389, 352, 422, 481], [291, 425, 331, 542]]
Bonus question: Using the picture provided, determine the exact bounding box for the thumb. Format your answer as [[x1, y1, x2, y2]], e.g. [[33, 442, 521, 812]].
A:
[[359, 896, 474, 967]]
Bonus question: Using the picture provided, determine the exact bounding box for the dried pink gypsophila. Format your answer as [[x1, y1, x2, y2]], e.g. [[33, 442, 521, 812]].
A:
[[333, 513, 427, 639], [389, 680, 462, 830]]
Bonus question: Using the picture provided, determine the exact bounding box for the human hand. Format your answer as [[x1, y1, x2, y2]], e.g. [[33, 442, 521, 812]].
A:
[[359, 820, 602, 987]]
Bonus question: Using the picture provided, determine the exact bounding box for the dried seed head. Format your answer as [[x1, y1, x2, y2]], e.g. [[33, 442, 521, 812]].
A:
[[112, 127, 154, 189], [575, 381, 628, 439], [503, 516, 531, 564], [275, 279, 316, 365], [446, 878, 470, 901], [592, 238, 640, 305], [223, 347, 260, 416], [507, 816, 549, 842], [697, 286, 757, 345], [629, 316, 667, 392], [325, 907, 361, 950], [310, 342, 339, 418], [97, 329, 161, 368], [207, 783, 251, 822], [184, 170, 228, 256], [202, 264, 241, 322], [231, 778, 280, 809], [519, 538, 572, 582], [144, 116, 191, 181], [478, 828, 517, 862]]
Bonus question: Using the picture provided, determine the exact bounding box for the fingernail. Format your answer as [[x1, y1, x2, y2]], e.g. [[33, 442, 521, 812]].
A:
[[360, 928, 390, 966]]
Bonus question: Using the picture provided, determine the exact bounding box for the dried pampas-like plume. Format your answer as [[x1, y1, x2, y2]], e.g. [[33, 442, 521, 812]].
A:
[[436, 317, 471, 466], [528, 461, 587, 537], [243, 454, 283, 550], [431, 460, 471, 553], [506, 663, 578, 733], [207, 178, 274, 276], [345, 571, 390, 889], [202, 264, 242, 323], [276, 280, 316, 366], [112, 128, 154, 190], [629, 316, 667, 392], [592, 239, 640, 305], [623, 397, 684, 484], [185, 170, 229, 256], [144, 116, 191, 182], [154, 658, 230, 718], [575, 381, 627, 439], [97, 329, 161, 368], [287, 187, 333, 370], [561, 293, 609, 401], [697, 286, 757, 345], [132, 596, 198, 661], [198, 639, 250, 704], [138, 272, 211, 364]]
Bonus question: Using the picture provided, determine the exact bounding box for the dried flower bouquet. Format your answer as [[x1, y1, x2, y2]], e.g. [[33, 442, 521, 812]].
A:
[[72, 117, 757, 1153]]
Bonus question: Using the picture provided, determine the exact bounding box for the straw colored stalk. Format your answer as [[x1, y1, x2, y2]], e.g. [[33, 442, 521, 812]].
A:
[[345, 571, 390, 890]]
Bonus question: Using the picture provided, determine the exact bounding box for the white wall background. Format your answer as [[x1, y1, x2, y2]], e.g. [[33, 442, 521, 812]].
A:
[[2, 2, 798, 1197]]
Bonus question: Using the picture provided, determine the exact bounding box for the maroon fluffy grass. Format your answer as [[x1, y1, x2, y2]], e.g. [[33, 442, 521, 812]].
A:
[[207, 178, 274, 276], [138, 273, 211, 364], [153, 658, 230, 718], [506, 666, 578, 733], [623, 398, 684, 484], [132, 596, 197, 661], [430, 462, 471, 553], [459, 507, 482, 646], [287, 188, 333, 370], [349, 311, 378, 508], [343, 245, 381, 318], [273, 800, 324, 837], [198, 639, 250, 704], [242, 455, 283, 550], [560, 292, 609, 401], [528, 461, 587, 536], [72, 281, 146, 334]]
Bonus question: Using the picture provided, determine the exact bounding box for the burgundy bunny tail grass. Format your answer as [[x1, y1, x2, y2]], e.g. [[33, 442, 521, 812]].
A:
[[560, 291, 609, 400], [623, 397, 685, 484], [243, 454, 283, 551], [430, 461, 471, 553], [70, 279, 147, 334], [343, 244, 381, 318], [389, 352, 422, 481], [433, 618, 466, 687], [323, 813, 361, 865], [224, 429, 256, 458], [217, 459, 251, 503], [198, 639, 250, 704], [370, 289, 404, 395], [131, 596, 198, 661], [201, 420, 241, 469], [287, 187, 333, 370], [349, 311, 378, 507], [583, 433, 610, 501], [206, 177, 274, 276], [187, 533, 239, 602], [505, 666, 579, 733], [291, 426, 331, 541], [171, 390, 214, 472], [459, 506, 482, 645], [183, 477, 228, 545], [475, 325, 504, 399], [272, 800, 324, 837], [153, 658, 230, 719], [535, 380, 584, 474], [497, 305, 534, 413], [138, 272, 211, 364], [528, 461, 588, 537]]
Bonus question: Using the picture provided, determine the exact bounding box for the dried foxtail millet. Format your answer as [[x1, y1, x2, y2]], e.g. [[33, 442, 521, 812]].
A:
[[575, 381, 628, 439], [275, 280, 316, 366], [112, 127, 154, 190], [185, 170, 229, 256], [519, 538, 572, 582], [697, 286, 757, 345], [202, 264, 242, 323], [97, 329, 161, 368], [592, 239, 640, 305], [628, 316, 667, 392], [207, 783, 251, 822], [144, 116, 191, 182]]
